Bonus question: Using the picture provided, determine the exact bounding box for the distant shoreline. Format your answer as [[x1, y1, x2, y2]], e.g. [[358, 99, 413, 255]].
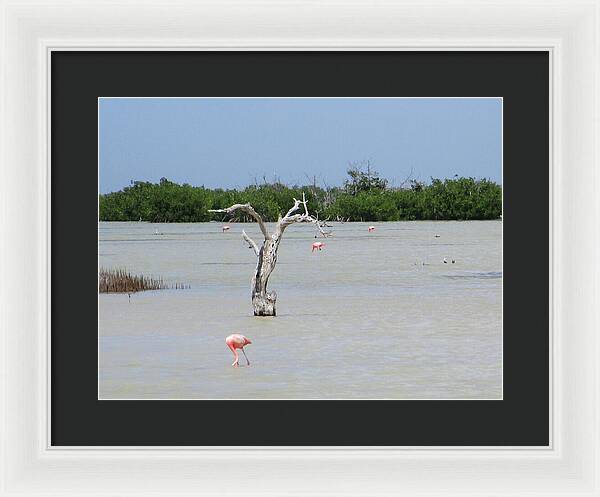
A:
[[99, 219, 502, 223], [99, 175, 502, 223]]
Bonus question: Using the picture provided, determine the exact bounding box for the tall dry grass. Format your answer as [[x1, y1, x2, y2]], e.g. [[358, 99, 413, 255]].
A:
[[99, 267, 189, 293]]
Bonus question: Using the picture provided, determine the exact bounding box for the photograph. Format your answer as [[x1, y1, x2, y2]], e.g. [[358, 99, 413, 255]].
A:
[[98, 97, 503, 400]]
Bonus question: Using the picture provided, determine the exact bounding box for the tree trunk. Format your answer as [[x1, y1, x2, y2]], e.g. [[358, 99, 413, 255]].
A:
[[209, 194, 331, 317], [251, 235, 281, 316]]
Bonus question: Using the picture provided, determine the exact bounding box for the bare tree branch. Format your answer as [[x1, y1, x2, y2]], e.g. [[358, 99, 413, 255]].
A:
[[284, 197, 303, 218], [398, 166, 415, 190], [278, 192, 332, 237], [242, 229, 260, 256], [208, 203, 269, 239], [301, 192, 310, 216], [312, 217, 333, 237]]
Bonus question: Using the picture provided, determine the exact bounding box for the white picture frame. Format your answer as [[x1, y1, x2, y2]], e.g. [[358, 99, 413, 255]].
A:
[[1, 0, 598, 495]]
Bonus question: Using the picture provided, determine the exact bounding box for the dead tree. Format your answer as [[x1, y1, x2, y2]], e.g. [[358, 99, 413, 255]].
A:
[[209, 193, 331, 316]]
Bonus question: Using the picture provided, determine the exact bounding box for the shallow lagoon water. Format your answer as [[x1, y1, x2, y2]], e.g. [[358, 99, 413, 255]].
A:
[[99, 221, 502, 399]]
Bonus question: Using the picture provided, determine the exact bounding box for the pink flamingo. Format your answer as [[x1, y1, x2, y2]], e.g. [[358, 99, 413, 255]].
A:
[[368, 226, 375, 232], [222, 225, 231, 232], [225, 334, 252, 367], [312, 241, 325, 252]]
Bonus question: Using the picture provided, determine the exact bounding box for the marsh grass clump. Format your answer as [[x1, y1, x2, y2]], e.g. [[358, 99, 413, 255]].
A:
[[99, 267, 189, 293]]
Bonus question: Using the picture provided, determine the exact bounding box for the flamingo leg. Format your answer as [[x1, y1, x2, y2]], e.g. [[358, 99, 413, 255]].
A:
[[227, 342, 239, 367], [241, 347, 250, 366]]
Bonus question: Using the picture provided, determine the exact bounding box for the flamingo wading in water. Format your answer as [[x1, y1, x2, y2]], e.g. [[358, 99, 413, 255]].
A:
[[312, 241, 325, 252], [225, 334, 252, 367]]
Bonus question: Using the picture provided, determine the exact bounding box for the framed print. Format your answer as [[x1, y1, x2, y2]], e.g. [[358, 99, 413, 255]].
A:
[[52, 50, 547, 447], [1, 0, 599, 496]]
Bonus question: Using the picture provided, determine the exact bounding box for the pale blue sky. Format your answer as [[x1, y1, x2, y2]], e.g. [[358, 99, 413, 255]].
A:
[[99, 97, 502, 193]]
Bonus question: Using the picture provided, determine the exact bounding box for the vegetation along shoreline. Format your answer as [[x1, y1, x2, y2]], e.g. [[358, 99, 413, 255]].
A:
[[99, 167, 502, 223]]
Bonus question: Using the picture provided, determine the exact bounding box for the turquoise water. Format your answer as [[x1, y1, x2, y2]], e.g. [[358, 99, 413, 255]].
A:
[[99, 220, 502, 399]]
